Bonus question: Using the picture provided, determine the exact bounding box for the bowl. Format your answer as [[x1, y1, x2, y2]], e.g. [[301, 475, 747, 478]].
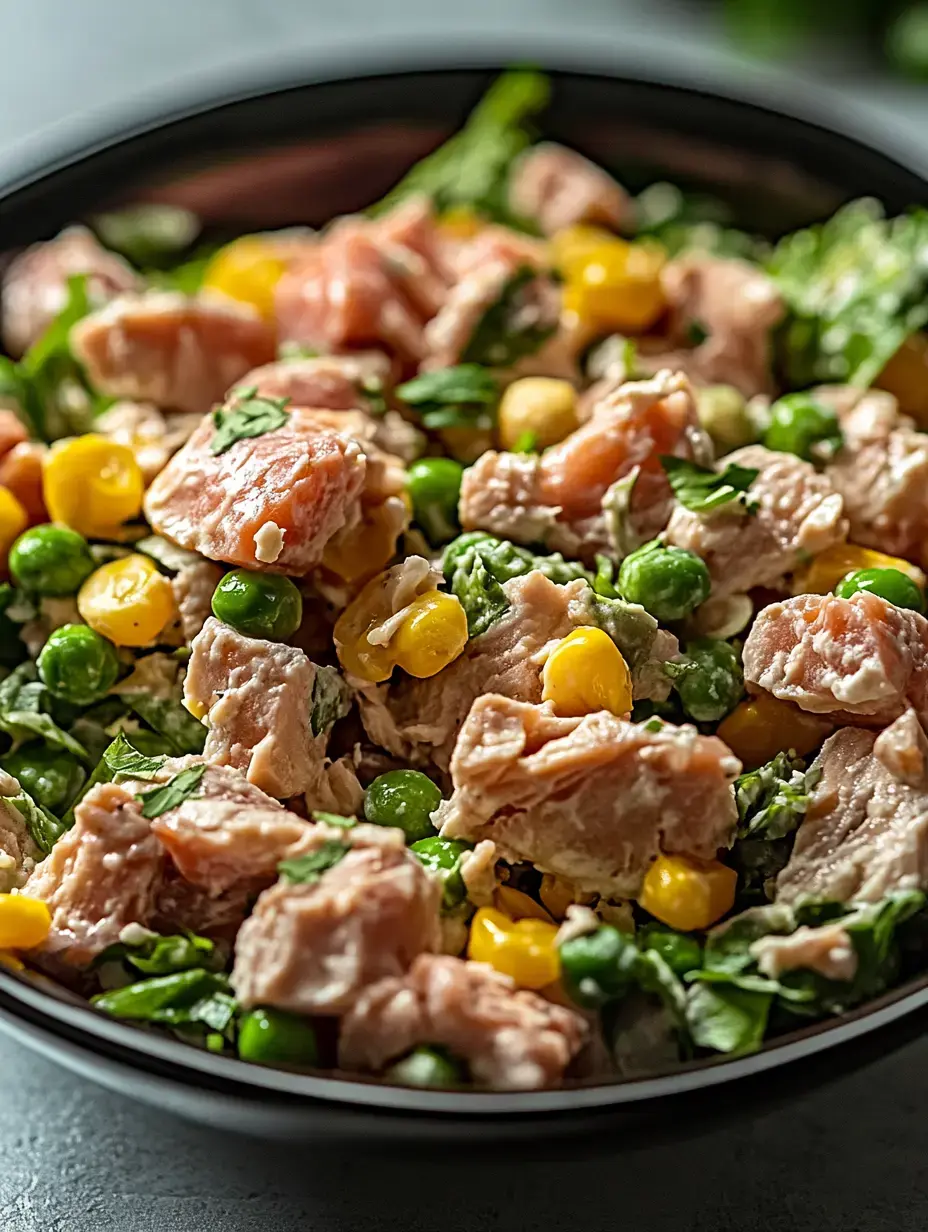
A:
[[1, 60, 927, 1138]]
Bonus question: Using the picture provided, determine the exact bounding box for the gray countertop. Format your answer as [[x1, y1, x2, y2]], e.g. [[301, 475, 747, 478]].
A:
[[4, 3, 928, 1228]]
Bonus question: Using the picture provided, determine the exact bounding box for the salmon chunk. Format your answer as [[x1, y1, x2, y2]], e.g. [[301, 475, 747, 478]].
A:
[[459, 370, 707, 559], [231, 823, 442, 1014], [2, 226, 140, 357], [665, 445, 848, 597], [508, 142, 632, 236], [339, 953, 588, 1090], [184, 617, 359, 807], [437, 695, 740, 897], [143, 401, 367, 574], [777, 712, 928, 904], [743, 591, 928, 727], [71, 291, 276, 413], [22, 783, 163, 965]]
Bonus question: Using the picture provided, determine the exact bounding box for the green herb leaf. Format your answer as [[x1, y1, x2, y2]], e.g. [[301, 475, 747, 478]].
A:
[[310, 810, 356, 828], [126, 695, 206, 756], [661, 456, 759, 514], [92, 205, 200, 267], [447, 551, 511, 639], [685, 980, 773, 1054], [0, 663, 90, 763], [210, 388, 290, 456], [769, 199, 928, 387], [461, 265, 556, 368], [278, 839, 351, 885], [309, 665, 351, 738], [136, 764, 206, 819], [92, 968, 236, 1030], [102, 732, 167, 781], [8, 789, 66, 855], [370, 69, 550, 223], [512, 430, 539, 454], [396, 364, 499, 432], [96, 929, 216, 977]]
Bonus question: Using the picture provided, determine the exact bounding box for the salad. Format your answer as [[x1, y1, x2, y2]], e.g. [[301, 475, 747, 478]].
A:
[[0, 70, 927, 1093]]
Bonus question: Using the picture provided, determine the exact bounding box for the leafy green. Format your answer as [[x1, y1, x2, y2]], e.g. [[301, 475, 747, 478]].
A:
[[634, 182, 766, 260], [91, 205, 200, 267], [309, 665, 352, 738], [660, 456, 759, 514], [732, 754, 820, 902], [637, 926, 703, 977], [395, 364, 499, 431], [8, 788, 66, 855], [146, 246, 220, 295], [210, 388, 290, 455], [370, 69, 549, 223], [102, 732, 167, 781], [443, 532, 589, 587], [461, 266, 557, 368], [96, 929, 217, 977], [571, 588, 667, 686], [136, 764, 206, 819], [768, 198, 928, 386], [125, 695, 206, 756], [0, 663, 90, 762], [446, 551, 511, 639], [278, 839, 351, 885], [92, 968, 236, 1031], [310, 810, 356, 829], [685, 981, 773, 1054]]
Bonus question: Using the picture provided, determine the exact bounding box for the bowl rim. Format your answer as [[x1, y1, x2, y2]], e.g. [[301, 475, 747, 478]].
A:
[[2, 56, 928, 1115]]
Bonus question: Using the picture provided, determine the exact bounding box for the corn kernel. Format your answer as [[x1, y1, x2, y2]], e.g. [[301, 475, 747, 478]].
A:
[[44, 435, 143, 539], [560, 237, 666, 335], [796, 543, 925, 596], [333, 574, 398, 683], [0, 486, 28, 571], [437, 207, 484, 239], [0, 894, 51, 949], [495, 885, 554, 922], [78, 554, 176, 647], [877, 333, 928, 429], [717, 692, 831, 768], [202, 236, 287, 320], [468, 906, 560, 989], [497, 378, 579, 451], [542, 626, 633, 717], [639, 853, 736, 932], [391, 591, 468, 679], [322, 502, 405, 585], [550, 224, 616, 272]]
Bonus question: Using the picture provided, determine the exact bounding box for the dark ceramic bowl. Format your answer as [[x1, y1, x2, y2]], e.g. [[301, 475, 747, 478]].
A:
[[0, 59, 926, 1138]]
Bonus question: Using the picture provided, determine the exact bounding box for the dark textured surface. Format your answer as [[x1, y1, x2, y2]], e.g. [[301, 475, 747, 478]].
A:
[[2, 1027, 928, 1231]]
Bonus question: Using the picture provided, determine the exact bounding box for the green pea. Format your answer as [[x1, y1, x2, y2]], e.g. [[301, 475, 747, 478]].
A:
[[385, 1045, 465, 1088], [617, 540, 710, 622], [237, 1007, 318, 1067], [410, 836, 472, 909], [364, 770, 441, 843], [669, 638, 744, 723], [637, 925, 702, 977], [407, 458, 464, 545], [559, 925, 639, 1008], [835, 567, 925, 613], [763, 393, 842, 462], [211, 570, 303, 641], [9, 525, 95, 596], [1, 742, 85, 813], [37, 624, 120, 706]]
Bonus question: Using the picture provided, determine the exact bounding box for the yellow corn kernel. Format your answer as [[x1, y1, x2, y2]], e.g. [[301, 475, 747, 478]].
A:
[[322, 502, 405, 585], [0, 486, 28, 570], [201, 236, 287, 320], [0, 894, 51, 949], [561, 238, 666, 335], [877, 333, 928, 429], [542, 627, 633, 718], [391, 591, 468, 679], [717, 692, 831, 769], [497, 378, 579, 451], [437, 206, 484, 239], [550, 224, 617, 273], [797, 542, 925, 596], [495, 885, 554, 922], [333, 571, 398, 683], [77, 554, 176, 647], [0, 951, 24, 971], [44, 435, 144, 539], [467, 906, 560, 989], [639, 853, 736, 932]]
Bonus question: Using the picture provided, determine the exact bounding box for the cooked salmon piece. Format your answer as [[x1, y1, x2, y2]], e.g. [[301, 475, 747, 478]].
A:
[[748, 922, 858, 982], [184, 617, 360, 808], [71, 291, 276, 414], [2, 226, 140, 357], [171, 558, 225, 643], [823, 387, 928, 570], [143, 400, 367, 574], [231, 823, 442, 1014], [339, 953, 588, 1090], [22, 783, 163, 965], [460, 370, 706, 558], [743, 591, 928, 727], [437, 694, 740, 897], [95, 400, 201, 483], [508, 142, 632, 236], [0, 409, 28, 458], [665, 445, 848, 597], [237, 351, 393, 412], [639, 255, 784, 398], [776, 712, 928, 904]]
